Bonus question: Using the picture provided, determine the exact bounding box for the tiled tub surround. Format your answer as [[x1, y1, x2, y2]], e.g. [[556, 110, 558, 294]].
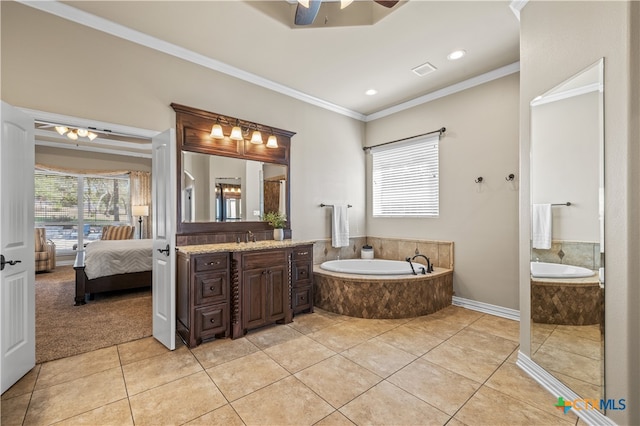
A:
[[313, 238, 454, 319], [314, 267, 453, 319], [531, 275, 602, 325], [531, 240, 601, 270], [314, 237, 454, 269]]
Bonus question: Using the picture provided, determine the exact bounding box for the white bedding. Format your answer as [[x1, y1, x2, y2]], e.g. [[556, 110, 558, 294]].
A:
[[84, 239, 153, 280]]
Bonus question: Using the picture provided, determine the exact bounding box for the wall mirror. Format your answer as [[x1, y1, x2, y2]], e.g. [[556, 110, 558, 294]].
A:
[[172, 103, 294, 237], [529, 58, 604, 404], [181, 151, 287, 223]]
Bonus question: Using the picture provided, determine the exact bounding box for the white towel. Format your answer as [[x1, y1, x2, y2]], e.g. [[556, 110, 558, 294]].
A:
[[331, 204, 349, 248], [532, 204, 552, 249]]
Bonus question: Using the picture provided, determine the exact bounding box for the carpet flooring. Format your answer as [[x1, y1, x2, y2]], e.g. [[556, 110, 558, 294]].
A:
[[35, 266, 152, 364]]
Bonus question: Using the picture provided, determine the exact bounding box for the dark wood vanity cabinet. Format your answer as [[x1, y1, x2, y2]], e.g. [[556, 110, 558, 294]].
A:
[[292, 244, 314, 315], [177, 252, 230, 348], [236, 249, 292, 335]]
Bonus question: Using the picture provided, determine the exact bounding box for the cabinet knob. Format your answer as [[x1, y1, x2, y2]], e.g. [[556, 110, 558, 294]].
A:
[[297, 251, 309, 256], [209, 286, 215, 291], [210, 318, 215, 323], [206, 261, 220, 266]]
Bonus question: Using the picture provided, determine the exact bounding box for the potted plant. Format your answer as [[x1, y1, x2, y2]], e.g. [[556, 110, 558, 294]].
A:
[[263, 211, 286, 240]]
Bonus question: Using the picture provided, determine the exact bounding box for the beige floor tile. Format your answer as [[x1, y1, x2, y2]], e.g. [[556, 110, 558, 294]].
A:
[[24, 367, 127, 425], [35, 347, 120, 390], [307, 322, 373, 352], [422, 341, 503, 383], [55, 398, 133, 426], [553, 371, 603, 402], [206, 351, 289, 401], [532, 346, 601, 386], [190, 336, 259, 369], [532, 322, 557, 344], [447, 327, 519, 360], [454, 386, 574, 426], [294, 355, 382, 408], [117, 336, 171, 366], [263, 335, 336, 373], [1, 393, 31, 425], [289, 311, 342, 334], [342, 317, 404, 335], [485, 362, 579, 422], [428, 305, 484, 325], [554, 324, 601, 342], [244, 324, 305, 349], [340, 380, 450, 426], [341, 339, 417, 378], [232, 375, 334, 425], [122, 346, 202, 396], [184, 404, 245, 426], [446, 417, 469, 426], [375, 324, 444, 356], [314, 410, 356, 426], [544, 329, 602, 360], [467, 314, 520, 342], [387, 358, 480, 416], [403, 316, 467, 340], [130, 371, 226, 425], [1, 364, 40, 399]]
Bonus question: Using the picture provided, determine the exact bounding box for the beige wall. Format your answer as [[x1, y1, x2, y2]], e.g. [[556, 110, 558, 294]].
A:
[[366, 74, 520, 310], [35, 146, 152, 173], [520, 2, 639, 424], [1, 1, 366, 242]]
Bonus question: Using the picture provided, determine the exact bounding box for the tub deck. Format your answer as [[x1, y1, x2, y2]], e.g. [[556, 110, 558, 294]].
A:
[[313, 265, 453, 319]]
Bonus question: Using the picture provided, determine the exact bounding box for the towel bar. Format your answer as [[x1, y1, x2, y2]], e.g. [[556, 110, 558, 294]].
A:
[[320, 203, 352, 208]]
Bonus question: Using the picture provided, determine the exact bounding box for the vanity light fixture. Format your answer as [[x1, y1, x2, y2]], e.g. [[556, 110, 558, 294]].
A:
[[250, 123, 264, 145], [210, 118, 224, 139], [266, 129, 278, 149], [230, 119, 244, 141]]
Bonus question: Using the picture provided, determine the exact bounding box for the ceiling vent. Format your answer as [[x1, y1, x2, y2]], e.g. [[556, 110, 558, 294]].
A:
[[412, 62, 437, 77]]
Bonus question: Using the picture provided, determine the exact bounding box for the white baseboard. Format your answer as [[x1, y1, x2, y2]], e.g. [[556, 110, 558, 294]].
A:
[[452, 296, 520, 321], [516, 353, 616, 426]]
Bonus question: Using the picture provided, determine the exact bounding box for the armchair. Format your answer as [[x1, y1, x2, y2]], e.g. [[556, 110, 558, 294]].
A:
[[35, 227, 56, 272]]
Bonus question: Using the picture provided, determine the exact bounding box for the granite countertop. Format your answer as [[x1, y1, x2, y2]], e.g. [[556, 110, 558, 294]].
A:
[[177, 239, 315, 255]]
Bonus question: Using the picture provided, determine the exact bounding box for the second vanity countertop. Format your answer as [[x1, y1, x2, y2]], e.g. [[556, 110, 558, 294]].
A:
[[177, 239, 316, 255]]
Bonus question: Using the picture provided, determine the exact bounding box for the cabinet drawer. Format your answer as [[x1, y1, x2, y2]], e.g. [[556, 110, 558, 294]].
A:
[[194, 272, 228, 305], [194, 253, 228, 272], [292, 246, 312, 261], [242, 250, 287, 270], [195, 304, 228, 341], [293, 262, 311, 285], [292, 286, 312, 313]]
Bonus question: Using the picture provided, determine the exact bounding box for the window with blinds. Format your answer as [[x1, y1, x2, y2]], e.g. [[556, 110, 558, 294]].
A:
[[372, 134, 439, 217], [35, 170, 132, 254]]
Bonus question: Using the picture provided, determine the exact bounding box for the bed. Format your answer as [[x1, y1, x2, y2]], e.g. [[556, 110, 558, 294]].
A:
[[73, 239, 153, 305]]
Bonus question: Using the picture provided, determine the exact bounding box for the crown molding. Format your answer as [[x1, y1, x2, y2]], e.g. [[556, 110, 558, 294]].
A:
[[17, 0, 366, 121], [19, 1, 517, 123], [365, 62, 521, 122], [509, 0, 529, 21]]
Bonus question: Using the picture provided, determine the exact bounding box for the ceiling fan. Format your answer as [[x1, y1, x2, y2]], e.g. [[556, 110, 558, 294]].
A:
[[295, 0, 400, 26]]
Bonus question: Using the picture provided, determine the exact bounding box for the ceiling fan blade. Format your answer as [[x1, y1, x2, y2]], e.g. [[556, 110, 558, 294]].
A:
[[295, 0, 322, 26], [374, 0, 399, 7]]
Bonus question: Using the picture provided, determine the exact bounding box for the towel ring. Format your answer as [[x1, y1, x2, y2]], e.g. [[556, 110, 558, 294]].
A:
[[505, 173, 515, 181], [475, 177, 483, 183]]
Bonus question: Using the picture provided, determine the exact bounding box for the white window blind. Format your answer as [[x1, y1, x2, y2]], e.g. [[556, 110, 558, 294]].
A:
[[372, 134, 439, 217]]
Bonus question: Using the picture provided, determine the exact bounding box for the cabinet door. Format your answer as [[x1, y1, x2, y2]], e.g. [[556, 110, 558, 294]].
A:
[[266, 265, 287, 322], [242, 269, 267, 330]]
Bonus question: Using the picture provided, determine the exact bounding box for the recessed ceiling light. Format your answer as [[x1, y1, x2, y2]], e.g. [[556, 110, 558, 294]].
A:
[[447, 49, 466, 60], [365, 89, 378, 96]]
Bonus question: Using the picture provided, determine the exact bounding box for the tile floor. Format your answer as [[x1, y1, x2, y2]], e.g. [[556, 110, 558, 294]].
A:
[[2, 306, 586, 425]]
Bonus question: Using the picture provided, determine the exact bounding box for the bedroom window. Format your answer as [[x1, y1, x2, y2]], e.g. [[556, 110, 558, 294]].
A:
[[35, 170, 132, 254], [371, 133, 440, 217]]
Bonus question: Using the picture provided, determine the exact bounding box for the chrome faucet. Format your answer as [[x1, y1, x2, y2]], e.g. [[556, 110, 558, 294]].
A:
[[406, 254, 433, 275]]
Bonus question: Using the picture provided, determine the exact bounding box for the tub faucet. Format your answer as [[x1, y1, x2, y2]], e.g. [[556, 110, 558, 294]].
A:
[[405, 257, 419, 275], [411, 254, 433, 274]]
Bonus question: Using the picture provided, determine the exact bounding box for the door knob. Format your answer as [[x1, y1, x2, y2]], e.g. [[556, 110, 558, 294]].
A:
[[0, 255, 22, 271], [157, 244, 170, 256]]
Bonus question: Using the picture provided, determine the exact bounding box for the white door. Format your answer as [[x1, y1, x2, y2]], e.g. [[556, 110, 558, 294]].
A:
[[152, 129, 176, 350], [1, 102, 35, 393]]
